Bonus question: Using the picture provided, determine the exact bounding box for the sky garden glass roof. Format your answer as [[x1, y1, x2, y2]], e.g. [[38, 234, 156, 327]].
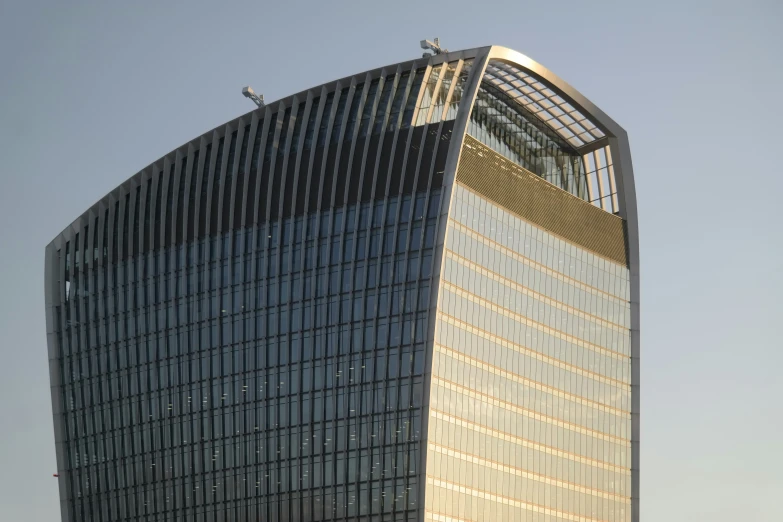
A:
[[483, 61, 606, 149]]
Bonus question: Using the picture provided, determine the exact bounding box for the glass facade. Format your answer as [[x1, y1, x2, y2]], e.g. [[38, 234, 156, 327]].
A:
[[425, 185, 632, 522], [467, 81, 588, 200], [45, 53, 458, 520], [56, 193, 444, 521], [46, 47, 638, 522]]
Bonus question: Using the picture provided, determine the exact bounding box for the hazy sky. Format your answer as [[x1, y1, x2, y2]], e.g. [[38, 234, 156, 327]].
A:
[[1, 1, 781, 521]]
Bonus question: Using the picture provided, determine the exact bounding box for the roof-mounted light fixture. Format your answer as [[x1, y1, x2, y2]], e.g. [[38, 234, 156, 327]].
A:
[[242, 86, 265, 108], [420, 38, 447, 57]]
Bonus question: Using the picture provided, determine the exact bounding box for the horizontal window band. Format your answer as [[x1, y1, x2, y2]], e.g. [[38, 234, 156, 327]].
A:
[[428, 443, 631, 501], [429, 410, 631, 474], [425, 513, 475, 522], [439, 282, 630, 359], [444, 249, 628, 331], [431, 377, 631, 445], [436, 314, 630, 386], [447, 219, 627, 302], [425, 476, 607, 522], [433, 344, 631, 415]]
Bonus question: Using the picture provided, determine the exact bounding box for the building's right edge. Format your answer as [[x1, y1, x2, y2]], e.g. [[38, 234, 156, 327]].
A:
[[610, 131, 640, 522], [423, 46, 640, 522]]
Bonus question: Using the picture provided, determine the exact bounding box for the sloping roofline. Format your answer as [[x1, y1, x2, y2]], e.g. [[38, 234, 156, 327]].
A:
[[48, 45, 636, 241], [44, 43, 640, 522]]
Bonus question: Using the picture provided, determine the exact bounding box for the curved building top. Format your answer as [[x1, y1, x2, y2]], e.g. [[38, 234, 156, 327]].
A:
[[48, 45, 636, 250], [44, 44, 640, 522]]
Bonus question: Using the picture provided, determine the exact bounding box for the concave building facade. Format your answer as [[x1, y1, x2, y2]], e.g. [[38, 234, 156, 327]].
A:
[[45, 45, 639, 522]]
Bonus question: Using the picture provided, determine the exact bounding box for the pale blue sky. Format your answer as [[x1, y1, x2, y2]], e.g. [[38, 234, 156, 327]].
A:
[[1, 1, 781, 521]]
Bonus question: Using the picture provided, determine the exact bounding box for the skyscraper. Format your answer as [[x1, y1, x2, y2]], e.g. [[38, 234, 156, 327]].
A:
[[45, 45, 639, 522]]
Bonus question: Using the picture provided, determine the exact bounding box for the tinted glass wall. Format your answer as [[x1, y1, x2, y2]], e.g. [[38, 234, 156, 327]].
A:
[[45, 56, 468, 522], [45, 48, 638, 522], [425, 184, 632, 522]]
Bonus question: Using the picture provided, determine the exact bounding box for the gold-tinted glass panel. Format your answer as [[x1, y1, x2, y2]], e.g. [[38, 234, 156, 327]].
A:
[[456, 135, 628, 265]]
